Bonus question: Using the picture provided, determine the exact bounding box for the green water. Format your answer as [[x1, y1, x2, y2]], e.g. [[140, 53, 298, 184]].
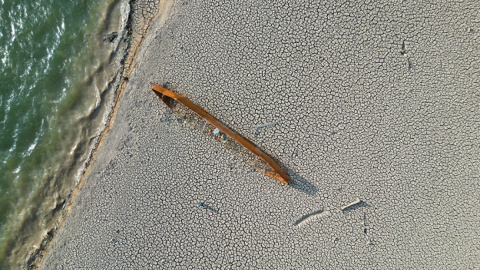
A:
[[0, 0, 128, 267]]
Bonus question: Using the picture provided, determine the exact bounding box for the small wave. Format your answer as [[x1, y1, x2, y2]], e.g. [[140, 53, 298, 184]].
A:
[[24, 120, 43, 158], [8, 124, 20, 153], [10, 22, 15, 43], [0, 45, 7, 66], [42, 22, 64, 74], [20, 61, 33, 82], [7, 3, 27, 44], [53, 88, 67, 104], [27, 142, 36, 154], [0, 93, 15, 127]]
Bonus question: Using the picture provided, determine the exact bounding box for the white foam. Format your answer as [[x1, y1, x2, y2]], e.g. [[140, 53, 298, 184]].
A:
[[20, 61, 32, 79], [25, 133, 40, 157], [1, 92, 15, 126], [27, 143, 36, 153], [10, 22, 15, 42], [0, 48, 7, 66], [53, 87, 67, 104], [8, 124, 20, 153]]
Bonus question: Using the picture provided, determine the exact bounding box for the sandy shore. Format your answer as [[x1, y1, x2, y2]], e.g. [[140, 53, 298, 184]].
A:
[[41, 1, 479, 269]]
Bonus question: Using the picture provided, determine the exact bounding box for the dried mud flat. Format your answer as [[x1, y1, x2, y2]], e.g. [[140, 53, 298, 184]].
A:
[[41, 1, 480, 269]]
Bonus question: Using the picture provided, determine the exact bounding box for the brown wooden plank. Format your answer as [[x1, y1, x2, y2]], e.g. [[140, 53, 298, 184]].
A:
[[151, 84, 290, 184]]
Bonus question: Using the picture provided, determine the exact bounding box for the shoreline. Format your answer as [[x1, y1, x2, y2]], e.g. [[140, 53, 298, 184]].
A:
[[40, 1, 480, 269], [26, 1, 171, 269], [0, 1, 132, 268]]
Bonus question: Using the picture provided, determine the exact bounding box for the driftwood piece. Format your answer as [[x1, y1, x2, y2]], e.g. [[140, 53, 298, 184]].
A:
[[151, 84, 290, 184], [340, 198, 362, 212]]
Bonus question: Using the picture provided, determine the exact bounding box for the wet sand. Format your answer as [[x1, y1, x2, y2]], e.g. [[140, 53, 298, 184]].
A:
[[41, 1, 480, 269]]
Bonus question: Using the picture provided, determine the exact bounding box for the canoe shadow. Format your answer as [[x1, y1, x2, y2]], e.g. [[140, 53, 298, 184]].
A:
[[288, 170, 317, 196]]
